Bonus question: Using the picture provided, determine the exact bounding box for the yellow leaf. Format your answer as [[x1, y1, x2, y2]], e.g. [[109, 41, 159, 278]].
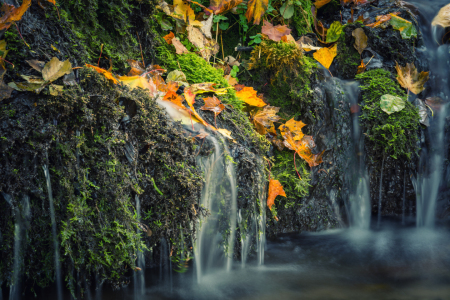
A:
[[173, 0, 202, 26], [250, 106, 281, 135], [236, 86, 266, 107], [395, 61, 429, 95], [217, 128, 235, 142], [117, 75, 157, 96], [432, 4, 450, 28], [279, 118, 307, 141], [313, 44, 337, 69], [42, 57, 72, 82], [51, 44, 60, 52], [246, 0, 269, 25], [86, 64, 119, 84], [267, 179, 286, 210], [0, 0, 31, 31], [209, 0, 243, 14]]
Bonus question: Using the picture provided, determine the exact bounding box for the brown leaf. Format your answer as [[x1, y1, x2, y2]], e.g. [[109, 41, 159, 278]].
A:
[[352, 28, 368, 55], [209, 0, 243, 15], [246, 0, 269, 25], [366, 12, 400, 28], [432, 4, 450, 28], [172, 37, 189, 54], [187, 25, 219, 61], [282, 130, 324, 167], [250, 106, 281, 135], [261, 20, 291, 42], [395, 62, 429, 95], [267, 179, 286, 210], [164, 32, 175, 44], [0, 0, 31, 31], [26, 60, 45, 73], [425, 97, 445, 112], [201, 95, 225, 116], [0, 78, 13, 101], [224, 74, 238, 86]]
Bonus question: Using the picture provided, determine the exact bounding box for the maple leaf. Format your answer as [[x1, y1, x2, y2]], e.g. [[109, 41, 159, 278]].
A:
[[250, 106, 281, 135], [173, 0, 202, 26], [261, 20, 291, 42], [117, 75, 157, 97], [235, 86, 266, 107], [163, 90, 184, 107], [201, 95, 225, 127], [209, 0, 243, 15], [267, 179, 286, 210], [279, 118, 307, 141], [352, 28, 368, 55], [313, 44, 337, 70], [395, 61, 429, 95], [86, 64, 119, 84], [282, 131, 324, 167], [246, 0, 268, 25], [163, 32, 175, 44], [0, 0, 31, 31]]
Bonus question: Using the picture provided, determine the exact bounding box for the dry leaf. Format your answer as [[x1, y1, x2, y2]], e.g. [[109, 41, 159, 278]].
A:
[[224, 74, 238, 86], [352, 28, 368, 55], [246, 0, 269, 25], [42, 57, 72, 82], [0, 0, 31, 31], [395, 62, 429, 95], [261, 20, 291, 42], [126, 59, 146, 76], [190, 82, 228, 95], [267, 179, 286, 210], [217, 128, 235, 141], [187, 25, 219, 61], [200, 13, 214, 39], [356, 60, 367, 74], [432, 4, 450, 28], [49, 85, 64, 96], [163, 32, 175, 44], [172, 37, 189, 54], [163, 90, 184, 107], [173, 0, 202, 26], [201, 96, 225, 116], [117, 75, 157, 96], [366, 12, 400, 28], [314, 0, 332, 9], [86, 64, 119, 84], [313, 44, 337, 69], [195, 129, 209, 139], [236, 86, 266, 107], [209, 0, 243, 15], [283, 131, 325, 167], [0, 77, 13, 101], [279, 118, 307, 141], [250, 106, 281, 135]]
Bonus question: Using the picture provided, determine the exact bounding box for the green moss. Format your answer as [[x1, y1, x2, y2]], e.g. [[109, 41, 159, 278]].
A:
[[292, 0, 314, 36], [356, 69, 420, 159], [334, 30, 360, 79]]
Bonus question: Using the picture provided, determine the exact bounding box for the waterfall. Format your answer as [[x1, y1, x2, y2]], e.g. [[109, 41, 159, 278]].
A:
[[42, 164, 63, 300], [9, 195, 30, 300], [193, 135, 238, 281], [134, 195, 145, 298]]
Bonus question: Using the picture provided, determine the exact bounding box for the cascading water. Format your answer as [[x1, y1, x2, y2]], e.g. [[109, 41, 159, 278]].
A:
[[134, 195, 145, 298], [42, 164, 63, 300]]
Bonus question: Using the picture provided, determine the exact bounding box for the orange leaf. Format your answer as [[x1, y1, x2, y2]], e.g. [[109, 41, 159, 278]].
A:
[[164, 32, 175, 44], [209, 0, 243, 15], [184, 88, 196, 106], [246, 0, 268, 25], [395, 61, 429, 95], [0, 0, 31, 31], [279, 118, 307, 141], [85, 64, 119, 84], [282, 131, 324, 167], [183, 87, 213, 128], [224, 74, 238, 86], [47, 0, 56, 5], [163, 90, 184, 107], [314, 0, 332, 9], [261, 20, 291, 42], [366, 12, 400, 28], [356, 60, 367, 74], [313, 44, 337, 70], [201, 96, 225, 116], [236, 86, 266, 107], [267, 179, 286, 210], [250, 106, 281, 135]]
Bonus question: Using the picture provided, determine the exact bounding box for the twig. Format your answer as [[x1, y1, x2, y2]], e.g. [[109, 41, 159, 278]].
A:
[[15, 23, 30, 49], [214, 20, 219, 65], [97, 44, 104, 67], [136, 31, 145, 67], [293, 152, 302, 180], [221, 32, 225, 61], [0, 57, 14, 68]]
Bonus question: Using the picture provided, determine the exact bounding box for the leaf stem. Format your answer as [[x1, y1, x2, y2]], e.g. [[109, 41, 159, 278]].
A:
[[293, 152, 302, 180], [15, 23, 30, 49]]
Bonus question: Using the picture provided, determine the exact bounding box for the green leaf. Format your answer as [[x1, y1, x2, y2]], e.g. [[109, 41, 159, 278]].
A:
[[219, 22, 229, 30], [389, 14, 417, 39], [280, 2, 295, 19], [326, 21, 343, 43], [380, 94, 406, 115]]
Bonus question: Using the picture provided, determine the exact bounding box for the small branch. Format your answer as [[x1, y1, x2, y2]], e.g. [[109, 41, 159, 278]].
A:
[[97, 44, 104, 67], [15, 23, 30, 48], [136, 31, 145, 67]]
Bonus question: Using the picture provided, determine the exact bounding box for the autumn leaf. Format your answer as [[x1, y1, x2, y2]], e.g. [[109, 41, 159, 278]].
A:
[[246, 0, 268, 25], [366, 12, 400, 28], [432, 4, 450, 28], [0, 0, 31, 31], [389, 14, 417, 39], [172, 37, 189, 54], [283, 130, 325, 167], [86, 64, 119, 84], [352, 28, 368, 55], [0, 79, 13, 101], [314, 0, 331, 9], [163, 90, 184, 107], [163, 32, 175, 44], [279, 118, 307, 141], [126, 59, 146, 76], [236, 86, 266, 107], [326, 21, 343, 43], [42, 57, 72, 82], [298, 36, 322, 51], [190, 82, 228, 95], [224, 74, 238, 86], [281, 34, 296, 44], [313, 44, 337, 70], [201, 95, 225, 127], [250, 106, 281, 135], [267, 179, 286, 210], [356, 60, 367, 74], [26, 60, 45, 73], [187, 25, 219, 61], [217, 128, 235, 141], [173, 0, 202, 26], [261, 20, 291, 42], [209, 0, 243, 15], [395, 61, 429, 95], [117, 75, 157, 96], [183, 87, 212, 128], [195, 129, 209, 139]]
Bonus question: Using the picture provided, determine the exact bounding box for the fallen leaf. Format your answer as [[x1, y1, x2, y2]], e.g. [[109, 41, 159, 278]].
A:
[[250, 106, 281, 135], [195, 129, 209, 139], [209, 0, 243, 15], [42, 57, 72, 82], [200, 13, 214, 39], [163, 90, 184, 107], [187, 25, 219, 61], [283, 130, 325, 167], [163, 32, 175, 44], [51, 44, 60, 52], [280, 2, 294, 19], [117, 75, 157, 96], [261, 20, 291, 42], [431, 4, 450, 28], [173, 0, 202, 26], [190, 82, 228, 95], [326, 21, 343, 43], [224, 74, 238, 86], [395, 62, 429, 95], [313, 44, 337, 69], [20, 75, 46, 84], [8, 82, 45, 93], [356, 60, 367, 74], [234, 84, 245, 92], [380, 94, 405, 114], [390, 14, 417, 39], [246, 0, 269, 25], [267, 179, 286, 210], [281, 34, 296, 44], [0, 79, 13, 101], [172, 37, 189, 54], [314, 0, 332, 9], [201, 95, 225, 116], [366, 12, 400, 28], [352, 28, 368, 55], [217, 128, 235, 141], [184, 87, 196, 106], [126, 59, 146, 76], [236, 86, 266, 107], [279, 118, 307, 141], [49, 85, 64, 96], [0, 0, 31, 31], [167, 70, 189, 87], [183, 87, 212, 128], [86, 64, 119, 84], [425, 96, 445, 112]]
